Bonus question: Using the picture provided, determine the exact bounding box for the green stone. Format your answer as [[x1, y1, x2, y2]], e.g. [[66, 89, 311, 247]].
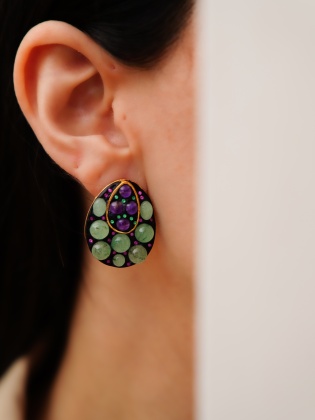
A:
[[113, 254, 125, 267], [92, 241, 111, 260], [128, 245, 148, 264], [92, 198, 106, 217], [135, 224, 154, 243], [111, 234, 131, 253], [140, 201, 153, 220], [89, 220, 109, 240]]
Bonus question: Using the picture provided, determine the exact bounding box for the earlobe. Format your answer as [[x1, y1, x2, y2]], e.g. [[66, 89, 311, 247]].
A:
[[13, 21, 132, 195]]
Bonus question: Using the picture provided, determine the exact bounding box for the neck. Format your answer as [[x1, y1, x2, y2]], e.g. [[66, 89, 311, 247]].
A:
[[43, 239, 194, 420]]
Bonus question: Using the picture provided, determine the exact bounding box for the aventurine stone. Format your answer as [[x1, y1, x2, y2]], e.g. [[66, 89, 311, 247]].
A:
[[128, 245, 147, 264], [92, 241, 111, 260], [93, 198, 106, 217], [90, 220, 109, 240], [135, 223, 154, 243], [113, 254, 125, 267], [111, 234, 131, 253], [140, 201, 153, 220]]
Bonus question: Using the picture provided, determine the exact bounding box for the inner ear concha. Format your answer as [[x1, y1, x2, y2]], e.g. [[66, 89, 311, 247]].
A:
[[85, 180, 156, 268]]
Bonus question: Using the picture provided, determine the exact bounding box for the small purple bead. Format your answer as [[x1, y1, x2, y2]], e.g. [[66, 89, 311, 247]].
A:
[[89, 239, 93, 244], [119, 184, 132, 198], [126, 201, 138, 215], [127, 262, 131, 266], [134, 241, 139, 245], [109, 201, 124, 215], [116, 218, 130, 231], [108, 189, 112, 193]]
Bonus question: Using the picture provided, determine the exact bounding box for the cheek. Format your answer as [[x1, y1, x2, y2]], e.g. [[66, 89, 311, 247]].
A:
[[141, 95, 196, 277], [153, 142, 195, 277], [121, 54, 196, 277]]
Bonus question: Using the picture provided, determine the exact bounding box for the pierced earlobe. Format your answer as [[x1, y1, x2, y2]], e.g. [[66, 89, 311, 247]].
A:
[[85, 180, 155, 268]]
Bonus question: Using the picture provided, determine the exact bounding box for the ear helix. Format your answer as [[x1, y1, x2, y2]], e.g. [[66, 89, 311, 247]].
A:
[[84, 180, 155, 268]]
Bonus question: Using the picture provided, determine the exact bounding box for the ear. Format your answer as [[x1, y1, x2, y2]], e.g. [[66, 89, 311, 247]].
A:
[[14, 20, 135, 196]]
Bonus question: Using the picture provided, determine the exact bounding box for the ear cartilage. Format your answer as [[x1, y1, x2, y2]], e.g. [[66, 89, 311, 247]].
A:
[[84, 180, 155, 268]]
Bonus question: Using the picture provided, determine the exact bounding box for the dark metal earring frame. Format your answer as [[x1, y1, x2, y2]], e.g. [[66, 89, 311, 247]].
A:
[[84, 179, 155, 268]]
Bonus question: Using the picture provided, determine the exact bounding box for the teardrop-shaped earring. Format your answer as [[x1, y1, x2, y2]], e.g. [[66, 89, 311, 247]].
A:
[[84, 180, 155, 268]]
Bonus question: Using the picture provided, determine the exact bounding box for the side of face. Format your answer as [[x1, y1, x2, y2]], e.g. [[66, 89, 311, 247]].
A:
[[14, 17, 195, 279], [112, 19, 195, 278]]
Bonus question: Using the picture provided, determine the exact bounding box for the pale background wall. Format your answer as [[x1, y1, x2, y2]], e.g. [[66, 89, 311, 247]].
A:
[[196, 1, 315, 419]]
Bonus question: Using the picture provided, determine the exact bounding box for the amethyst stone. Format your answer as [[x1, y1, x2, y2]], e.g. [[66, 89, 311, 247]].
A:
[[119, 184, 132, 198], [126, 201, 138, 215], [109, 201, 124, 215], [116, 218, 131, 232]]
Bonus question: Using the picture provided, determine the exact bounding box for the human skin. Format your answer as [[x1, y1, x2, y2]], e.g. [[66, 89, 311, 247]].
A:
[[14, 13, 195, 420]]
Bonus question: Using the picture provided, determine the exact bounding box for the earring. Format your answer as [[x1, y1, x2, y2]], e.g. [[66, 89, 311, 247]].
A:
[[84, 180, 155, 268]]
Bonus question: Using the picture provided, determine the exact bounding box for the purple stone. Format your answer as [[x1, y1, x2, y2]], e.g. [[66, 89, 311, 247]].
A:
[[109, 201, 124, 215], [116, 218, 130, 231], [134, 241, 139, 245], [119, 184, 132, 198], [126, 201, 138, 215]]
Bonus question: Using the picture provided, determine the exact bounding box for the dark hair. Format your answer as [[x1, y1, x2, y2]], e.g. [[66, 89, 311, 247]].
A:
[[0, 0, 194, 417]]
